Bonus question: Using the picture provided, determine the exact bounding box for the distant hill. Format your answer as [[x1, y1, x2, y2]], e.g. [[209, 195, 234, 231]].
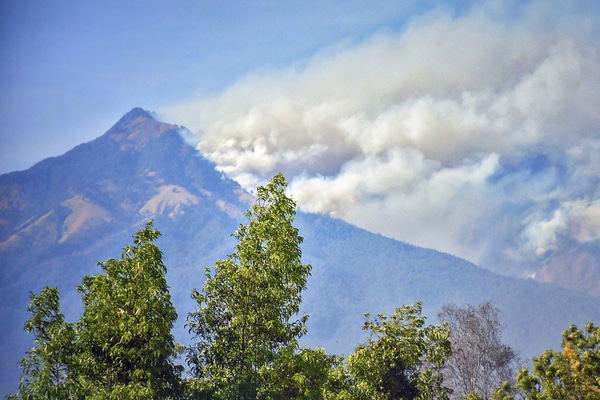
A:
[[2, 108, 599, 396]]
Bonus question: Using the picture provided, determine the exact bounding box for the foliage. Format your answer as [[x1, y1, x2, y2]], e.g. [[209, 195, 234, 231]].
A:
[[346, 302, 452, 400], [509, 323, 600, 399], [8, 287, 75, 399], [10, 221, 183, 399], [438, 302, 519, 399], [186, 173, 312, 399], [260, 346, 340, 399], [76, 221, 183, 398]]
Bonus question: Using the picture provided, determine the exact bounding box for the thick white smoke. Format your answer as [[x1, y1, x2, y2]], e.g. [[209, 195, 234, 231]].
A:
[[167, 1, 600, 277]]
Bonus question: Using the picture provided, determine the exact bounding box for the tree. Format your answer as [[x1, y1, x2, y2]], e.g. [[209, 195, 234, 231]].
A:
[[261, 346, 339, 400], [9, 287, 75, 399], [438, 302, 519, 400], [186, 173, 312, 399], [346, 302, 452, 400], [511, 323, 600, 399], [76, 221, 183, 399]]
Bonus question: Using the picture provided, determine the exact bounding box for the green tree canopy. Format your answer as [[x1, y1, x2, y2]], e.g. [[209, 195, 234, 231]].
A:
[[346, 302, 452, 400], [511, 323, 600, 399], [76, 221, 183, 398], [10, 222, 183, 399], [261, 346, 340, 400], [9, 287, 75, 399], [186, 173, 312, 399]]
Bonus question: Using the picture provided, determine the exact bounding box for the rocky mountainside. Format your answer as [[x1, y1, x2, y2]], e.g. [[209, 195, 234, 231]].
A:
[[2, 108, 599, 395]]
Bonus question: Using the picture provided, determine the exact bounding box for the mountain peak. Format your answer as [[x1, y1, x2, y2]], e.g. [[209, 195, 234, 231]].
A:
[[120, 107, 155, 122], [107, 108, 178, 150], [108, 108, 156, 133]]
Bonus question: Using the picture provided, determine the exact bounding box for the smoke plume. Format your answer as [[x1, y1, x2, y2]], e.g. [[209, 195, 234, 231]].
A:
[[167, 1, 600, 277]]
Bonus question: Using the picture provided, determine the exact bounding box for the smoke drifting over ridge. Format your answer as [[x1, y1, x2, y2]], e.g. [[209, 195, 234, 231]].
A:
[[167, 1, 600, 277]]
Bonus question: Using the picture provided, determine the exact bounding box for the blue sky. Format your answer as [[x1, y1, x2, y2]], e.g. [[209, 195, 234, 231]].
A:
[[1, 0, 467, 174], [2, 0, 600, 279]]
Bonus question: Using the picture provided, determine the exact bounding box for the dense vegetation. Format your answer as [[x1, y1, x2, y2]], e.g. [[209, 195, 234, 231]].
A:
[[9, 174, 600, 399]]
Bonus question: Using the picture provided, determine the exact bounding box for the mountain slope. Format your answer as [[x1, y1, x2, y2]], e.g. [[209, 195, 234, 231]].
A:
[[0, 108, 247, 394], [296, 213, 600, 358], [1, 108, 599, 395]]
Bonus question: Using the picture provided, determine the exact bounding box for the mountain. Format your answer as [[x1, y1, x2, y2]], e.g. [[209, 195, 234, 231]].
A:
[[0, 108, 246, 394], [535, 242, 600, 297], [2, 108, 599, 395]]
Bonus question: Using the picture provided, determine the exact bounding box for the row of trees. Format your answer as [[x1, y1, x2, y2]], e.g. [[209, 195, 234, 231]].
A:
[[10, 174, 600, 399]]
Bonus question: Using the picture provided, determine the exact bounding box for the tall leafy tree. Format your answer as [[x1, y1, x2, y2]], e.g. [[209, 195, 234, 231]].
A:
[[76, 221, 183, 399], [187, 173, 312, 399], [9, 287, 75, 399], [346, 302, 452, 400], [438, 302, 519, 400]]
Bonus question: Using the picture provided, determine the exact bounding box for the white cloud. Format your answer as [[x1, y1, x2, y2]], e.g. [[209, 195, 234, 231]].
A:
[[167, 0, 600, 276]]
